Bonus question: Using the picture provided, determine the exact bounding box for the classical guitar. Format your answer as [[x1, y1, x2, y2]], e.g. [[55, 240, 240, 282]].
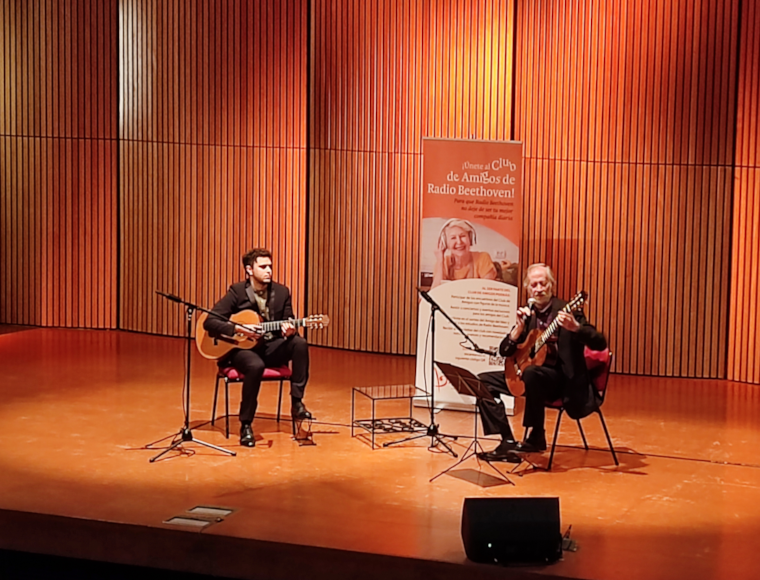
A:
[[503, 291, 587, 397], [195, 309, 330, 360]]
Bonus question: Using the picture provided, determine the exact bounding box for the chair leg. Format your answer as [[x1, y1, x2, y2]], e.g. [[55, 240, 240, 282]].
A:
[[547, 409, 564, 471], [577, 420, 589, 450], [276, 379, 284, 423], [224, 379, 230, 439], [211, 376, 221, 427], [597, 410, 619, 466]]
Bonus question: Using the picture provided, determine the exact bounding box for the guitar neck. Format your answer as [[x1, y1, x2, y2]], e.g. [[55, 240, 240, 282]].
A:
[[258, 317, 307, 333], [534, 303, 574, 351]]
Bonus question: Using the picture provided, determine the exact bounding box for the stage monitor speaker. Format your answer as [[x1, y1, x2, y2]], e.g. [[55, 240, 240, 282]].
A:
[[461, 497, 562, 564]]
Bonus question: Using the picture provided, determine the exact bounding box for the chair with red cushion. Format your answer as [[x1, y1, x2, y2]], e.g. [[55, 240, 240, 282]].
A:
[[543, 347, 618, 470], [211, 365, 291, 438]]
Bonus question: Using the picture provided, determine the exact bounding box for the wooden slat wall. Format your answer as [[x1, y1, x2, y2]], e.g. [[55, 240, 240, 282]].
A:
[[307, 0, 515, 354], [118, 0, 307, 336], [3, 0, 759, 384], [514, 0, 739, 378], [0, 0, 118, 328], [728, 1, 760, 384]]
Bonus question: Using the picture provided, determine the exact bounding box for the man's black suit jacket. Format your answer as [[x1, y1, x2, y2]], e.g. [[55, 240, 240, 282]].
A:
[[500, 296, 607, 419], [203, 279, 295, 339]]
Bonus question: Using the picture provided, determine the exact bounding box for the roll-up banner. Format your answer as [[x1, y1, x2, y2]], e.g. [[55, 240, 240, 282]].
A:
[[416, 138, 523, 411]]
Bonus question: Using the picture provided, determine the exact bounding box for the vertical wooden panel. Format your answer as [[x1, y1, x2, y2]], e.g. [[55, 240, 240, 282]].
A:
[[118, 0, 308, 336], [0, 0, 118, 329], [728, 1, 760, 384], [307, 0, 515, 354], [3, 0, 758, 384], [514, 0, 738, 378]]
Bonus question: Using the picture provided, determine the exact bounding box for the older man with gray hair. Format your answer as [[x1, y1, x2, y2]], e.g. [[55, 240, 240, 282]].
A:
[[477, 263, 607, 462]]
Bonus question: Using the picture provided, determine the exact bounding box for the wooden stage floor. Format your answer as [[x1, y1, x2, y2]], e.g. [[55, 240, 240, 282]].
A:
[[1, 327, 759, 580]]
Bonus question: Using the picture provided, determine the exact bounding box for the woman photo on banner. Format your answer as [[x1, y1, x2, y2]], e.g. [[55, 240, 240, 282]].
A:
[[431, 218, 498, 289]]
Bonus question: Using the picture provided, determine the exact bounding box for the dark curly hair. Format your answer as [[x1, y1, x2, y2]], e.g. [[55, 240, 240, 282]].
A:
[[242, 248, 272, 268]]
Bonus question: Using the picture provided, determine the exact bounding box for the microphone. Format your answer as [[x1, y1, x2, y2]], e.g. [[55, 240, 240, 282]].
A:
[[463, 344, 497, 356], [155, 290, 182, 303], [516, 298, 537, 322], [417, 287, 435, 306]]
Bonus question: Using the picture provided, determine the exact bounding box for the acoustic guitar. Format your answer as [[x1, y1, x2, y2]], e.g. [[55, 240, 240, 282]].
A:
[[195, 310, 330, 360], [503, 291, 587, 397]]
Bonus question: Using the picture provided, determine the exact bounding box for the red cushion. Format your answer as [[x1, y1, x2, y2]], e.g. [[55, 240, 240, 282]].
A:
[[584, 347, 611, 393], [218, 365, 291, 380], [583, 346, 609, 370], [263, 366, 292, 379], [219, 367, 242, 380]]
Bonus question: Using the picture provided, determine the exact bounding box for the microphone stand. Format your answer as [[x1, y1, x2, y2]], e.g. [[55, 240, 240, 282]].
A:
[[384, 288, 459, 457], [145, 291, 236, 462]]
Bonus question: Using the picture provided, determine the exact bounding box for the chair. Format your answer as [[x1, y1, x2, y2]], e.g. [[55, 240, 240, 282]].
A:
[[543, 347, 618, 470], [210, 365, 291, 438]]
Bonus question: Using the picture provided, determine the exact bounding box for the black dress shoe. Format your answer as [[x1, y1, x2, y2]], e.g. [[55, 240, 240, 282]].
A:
[[291, 401, 312, 420], [240, 424, 255, 447], [478, 439, 519, 461], [479, 449, 523, 463], [515, 438, 547, 453], [501, 451, 523, 464]]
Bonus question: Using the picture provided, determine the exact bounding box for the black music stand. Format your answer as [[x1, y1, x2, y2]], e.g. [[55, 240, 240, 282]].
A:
[[145, 292, 236, 462], [429, 362, 514, 484]]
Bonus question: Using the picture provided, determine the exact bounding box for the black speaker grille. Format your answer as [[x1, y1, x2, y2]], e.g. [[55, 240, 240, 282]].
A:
[[461, 497, 562, 564]]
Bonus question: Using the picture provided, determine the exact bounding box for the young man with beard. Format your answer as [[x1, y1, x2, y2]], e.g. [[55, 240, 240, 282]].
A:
[[204, 248, 311, 448]]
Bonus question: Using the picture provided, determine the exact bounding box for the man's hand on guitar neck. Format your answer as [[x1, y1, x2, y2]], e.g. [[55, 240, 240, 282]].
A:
[[556, 311, 580, 332], [281, 320, 297, 338], [233, 319, 298, 340]]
